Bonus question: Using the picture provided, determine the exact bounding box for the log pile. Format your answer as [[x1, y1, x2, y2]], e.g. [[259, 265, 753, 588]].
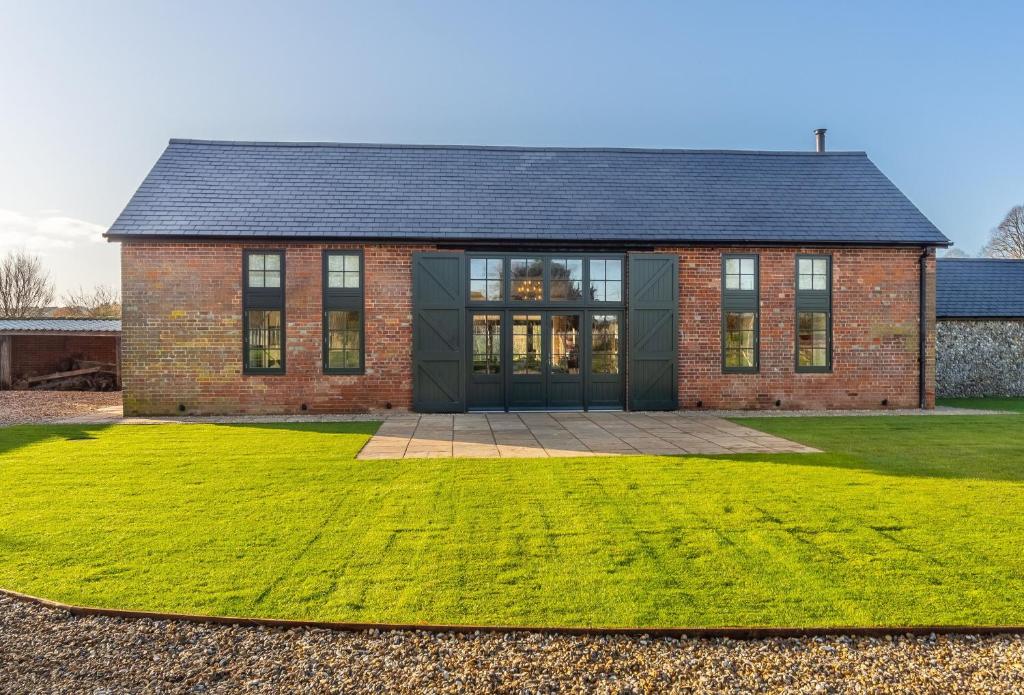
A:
[[13, 359, 119, 392]]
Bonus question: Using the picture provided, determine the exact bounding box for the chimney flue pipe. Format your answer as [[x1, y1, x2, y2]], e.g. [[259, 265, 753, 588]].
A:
[[814, 128, 827, 153]]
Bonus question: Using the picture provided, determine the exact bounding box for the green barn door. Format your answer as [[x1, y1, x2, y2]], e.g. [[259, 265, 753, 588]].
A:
[[628, 254, 679, 411], [412, 253, 466, 412]]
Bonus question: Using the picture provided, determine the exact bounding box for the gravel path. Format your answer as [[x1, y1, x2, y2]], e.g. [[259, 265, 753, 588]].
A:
[[0, 391, 121, 426], [1, 596, 1022, 694]]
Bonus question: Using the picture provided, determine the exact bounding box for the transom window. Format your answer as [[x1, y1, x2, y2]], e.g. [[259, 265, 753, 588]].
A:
[[326, 254, 361, 289], [550, 314, 580, 374], [798, 257, 829, 291], [724, 257, 756, 290], [591, 314, 620, 374], [550, 258, 583, 300], [589, 259, 623, 302], [471, 314, 502, 374], [512, 314, 542, 373], [510, 258, 544, 301], [469, 258, 504, 301], [247, 253, 282, 288]]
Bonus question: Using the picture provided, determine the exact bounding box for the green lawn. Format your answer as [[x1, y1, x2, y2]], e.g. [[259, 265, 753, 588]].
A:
[[938, 396, 1024, 413], [1, 416, 1023, 628]]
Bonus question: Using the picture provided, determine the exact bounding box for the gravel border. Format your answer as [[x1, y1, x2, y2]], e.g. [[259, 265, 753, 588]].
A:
[[2, 594, 1023, 694]]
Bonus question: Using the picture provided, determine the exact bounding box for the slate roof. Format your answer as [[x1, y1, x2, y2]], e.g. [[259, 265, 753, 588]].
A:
[[936, 259, 1024, 318], [0, 319, 121, 333], [106, 139, 948, 246]]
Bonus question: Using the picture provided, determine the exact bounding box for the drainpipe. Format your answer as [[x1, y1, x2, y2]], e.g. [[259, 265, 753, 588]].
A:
[[919, 247, 929, 409]]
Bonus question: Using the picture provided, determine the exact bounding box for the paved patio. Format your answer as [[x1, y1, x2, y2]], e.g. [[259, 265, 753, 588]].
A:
[[357, 411, 819, 459]]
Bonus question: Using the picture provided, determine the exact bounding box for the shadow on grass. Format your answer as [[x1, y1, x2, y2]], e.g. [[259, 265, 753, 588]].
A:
[[722, 415, 1024, 482], [0, 424, 116, 458]]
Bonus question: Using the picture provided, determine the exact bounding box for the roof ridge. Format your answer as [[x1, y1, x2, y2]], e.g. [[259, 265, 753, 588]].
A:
[[166, 138, 867, 157]]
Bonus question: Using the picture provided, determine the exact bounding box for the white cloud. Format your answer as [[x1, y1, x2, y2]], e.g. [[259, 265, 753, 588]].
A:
[[0, 208, 119, 295], [0, 208, 107, 251]]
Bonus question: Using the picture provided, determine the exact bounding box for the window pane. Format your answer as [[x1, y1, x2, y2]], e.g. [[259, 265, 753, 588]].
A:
[[739, 274, 754, 291], [248, 271, 264, 288], [328, 255, 344, 271], [264, 254, 280, 271], [512, 314, 542, 373], [725, 258, 740, 276], [591, 314, 620, 374], [725, 274, 740, 290], [813, 258, 827, 276], [469, 258, 505, 301], [510, 258, 543, 301], [471, 314, 501, 374], [550, 314, 580, 374], [605, 282, 622, 302], [799, 258, 812, 276], [344, 255, 359, 272], [264, 271, 281, 288], [550, 259, 583, 300], [590, 259, 605, 280], [326, 310, 361, 370], [812, 273, 826, 291], [606, 260, 622, 280], [246, 310, 282, 370], [724, 312, 756, 369], [343, 272, 359, 289], [797, 311, 829, 367], [740, 258, 754, 275]]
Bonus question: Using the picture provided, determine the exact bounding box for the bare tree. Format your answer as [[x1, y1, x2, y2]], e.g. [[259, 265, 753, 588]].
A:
[[60, 284, 121, 318], [0, 250, 55, 318], [942, 248, 970, 258], [982, 205, 1024, 259]]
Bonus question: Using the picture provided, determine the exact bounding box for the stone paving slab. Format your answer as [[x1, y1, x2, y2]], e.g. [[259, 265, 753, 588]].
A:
[[357, 411, 819, 460]]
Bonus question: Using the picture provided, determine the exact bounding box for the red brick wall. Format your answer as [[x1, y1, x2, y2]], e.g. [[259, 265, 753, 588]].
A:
[[12, 335, 118, 379], [121, 241, 435, 415], [121, 241, 935, 414], [660, 246, 935, 410]]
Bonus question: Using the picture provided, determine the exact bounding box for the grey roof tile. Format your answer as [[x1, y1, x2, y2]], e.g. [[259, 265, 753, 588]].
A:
[[936, 259, 1024, 318], [106, 139, 949, 245]]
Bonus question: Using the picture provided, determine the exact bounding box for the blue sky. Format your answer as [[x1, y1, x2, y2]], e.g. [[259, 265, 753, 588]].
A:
[[1, 0, 1021, 293]]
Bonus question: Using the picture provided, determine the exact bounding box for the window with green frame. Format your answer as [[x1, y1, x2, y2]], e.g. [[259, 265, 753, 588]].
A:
[[721, 254, 758, 372], [795, 255, 832, 371], [243, 251, 285, 373], [323, 251, 364, 374]]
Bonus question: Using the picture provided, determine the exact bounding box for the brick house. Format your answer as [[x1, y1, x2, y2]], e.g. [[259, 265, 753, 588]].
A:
[[106, 136, 948, 415]]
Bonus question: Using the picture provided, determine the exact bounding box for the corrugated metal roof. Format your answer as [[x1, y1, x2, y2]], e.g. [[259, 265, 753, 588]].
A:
[[106, 139, 949, 246], [0, 319, 121, 333], [936, 259, 1024, 318]]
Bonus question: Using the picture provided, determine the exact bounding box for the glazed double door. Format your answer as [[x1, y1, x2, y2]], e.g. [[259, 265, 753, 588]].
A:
[[468, 310, 624, 411]]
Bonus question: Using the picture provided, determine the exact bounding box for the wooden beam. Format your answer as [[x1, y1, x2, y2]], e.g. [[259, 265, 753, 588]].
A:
[[0, 336, 11, 390], [25, 366, 102, 385]]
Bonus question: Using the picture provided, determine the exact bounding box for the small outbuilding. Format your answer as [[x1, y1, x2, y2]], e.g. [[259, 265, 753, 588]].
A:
[[0, 318, 122, 391], [936, 258, 1024, 397]]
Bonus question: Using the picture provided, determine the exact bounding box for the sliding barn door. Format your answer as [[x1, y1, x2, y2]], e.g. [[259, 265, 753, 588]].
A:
[[628, 254, 679, 411], [412, 253, 466, 412]]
